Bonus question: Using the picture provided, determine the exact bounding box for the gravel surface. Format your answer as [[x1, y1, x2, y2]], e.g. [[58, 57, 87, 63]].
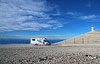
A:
[[0, 44, 100, 64]]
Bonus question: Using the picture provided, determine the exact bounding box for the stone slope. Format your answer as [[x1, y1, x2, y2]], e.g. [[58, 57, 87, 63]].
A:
[[56, 30, 100, 45]]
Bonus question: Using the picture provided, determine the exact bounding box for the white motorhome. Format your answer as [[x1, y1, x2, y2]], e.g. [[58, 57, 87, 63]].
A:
[[30, 38, 50, 45]]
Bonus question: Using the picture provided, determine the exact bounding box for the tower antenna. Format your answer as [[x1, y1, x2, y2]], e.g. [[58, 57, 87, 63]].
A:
[[91, 24, 94, 32]]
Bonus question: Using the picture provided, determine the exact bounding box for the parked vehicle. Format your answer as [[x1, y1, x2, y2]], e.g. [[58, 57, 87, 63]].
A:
[[30, 38, 50, 45]]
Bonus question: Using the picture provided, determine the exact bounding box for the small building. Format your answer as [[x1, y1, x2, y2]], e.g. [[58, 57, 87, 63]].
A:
[[30, 38, 50, 45]]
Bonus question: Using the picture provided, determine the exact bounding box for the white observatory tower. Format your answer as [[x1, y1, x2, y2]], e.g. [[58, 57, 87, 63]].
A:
[[91, 24, 94, 32]]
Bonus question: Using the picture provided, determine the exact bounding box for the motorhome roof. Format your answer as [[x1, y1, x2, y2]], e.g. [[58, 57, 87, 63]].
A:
[[31, 38, 46, 39]]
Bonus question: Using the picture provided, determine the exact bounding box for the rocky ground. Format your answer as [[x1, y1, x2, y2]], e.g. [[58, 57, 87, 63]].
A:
[[0, 44, 100, 64]]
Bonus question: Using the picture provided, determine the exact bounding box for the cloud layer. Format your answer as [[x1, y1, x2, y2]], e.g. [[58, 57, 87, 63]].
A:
[[0, 0, 62, 32], [66, 12, 100, 21], [79, 15, 96, 20]]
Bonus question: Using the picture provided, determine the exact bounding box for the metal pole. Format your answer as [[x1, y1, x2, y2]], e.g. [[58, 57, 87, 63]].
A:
[[74, 38, 75, 44], [82, 38, 84, 44]]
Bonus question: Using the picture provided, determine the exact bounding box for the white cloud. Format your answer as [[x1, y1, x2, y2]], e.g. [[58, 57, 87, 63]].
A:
[[66, 12, 81, 17], [66, 12, 75, 15], [79, 15, 96, 20], [48, 21, 57, 23], [0, 0, 63, 32], [47, 20, 63, 29], [66, 11, 99, 21]]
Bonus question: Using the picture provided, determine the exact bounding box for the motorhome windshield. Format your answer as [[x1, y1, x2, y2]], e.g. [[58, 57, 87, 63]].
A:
[[44, 40, 48, 42], [32, 39, 35, 41]]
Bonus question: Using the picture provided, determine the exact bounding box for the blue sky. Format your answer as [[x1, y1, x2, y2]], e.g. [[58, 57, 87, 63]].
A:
[[0, 0, 100, 39]]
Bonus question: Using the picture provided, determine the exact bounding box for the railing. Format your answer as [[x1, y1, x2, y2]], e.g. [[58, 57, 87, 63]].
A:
[[65, 38, 100, 44]]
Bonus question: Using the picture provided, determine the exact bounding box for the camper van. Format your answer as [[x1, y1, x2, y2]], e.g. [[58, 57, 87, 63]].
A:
[[30, 38, 50, 45]]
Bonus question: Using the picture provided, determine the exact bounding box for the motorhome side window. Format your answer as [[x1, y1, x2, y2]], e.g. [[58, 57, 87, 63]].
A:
[[32, 39, 35, 41], [44, 40, 48, 42]]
